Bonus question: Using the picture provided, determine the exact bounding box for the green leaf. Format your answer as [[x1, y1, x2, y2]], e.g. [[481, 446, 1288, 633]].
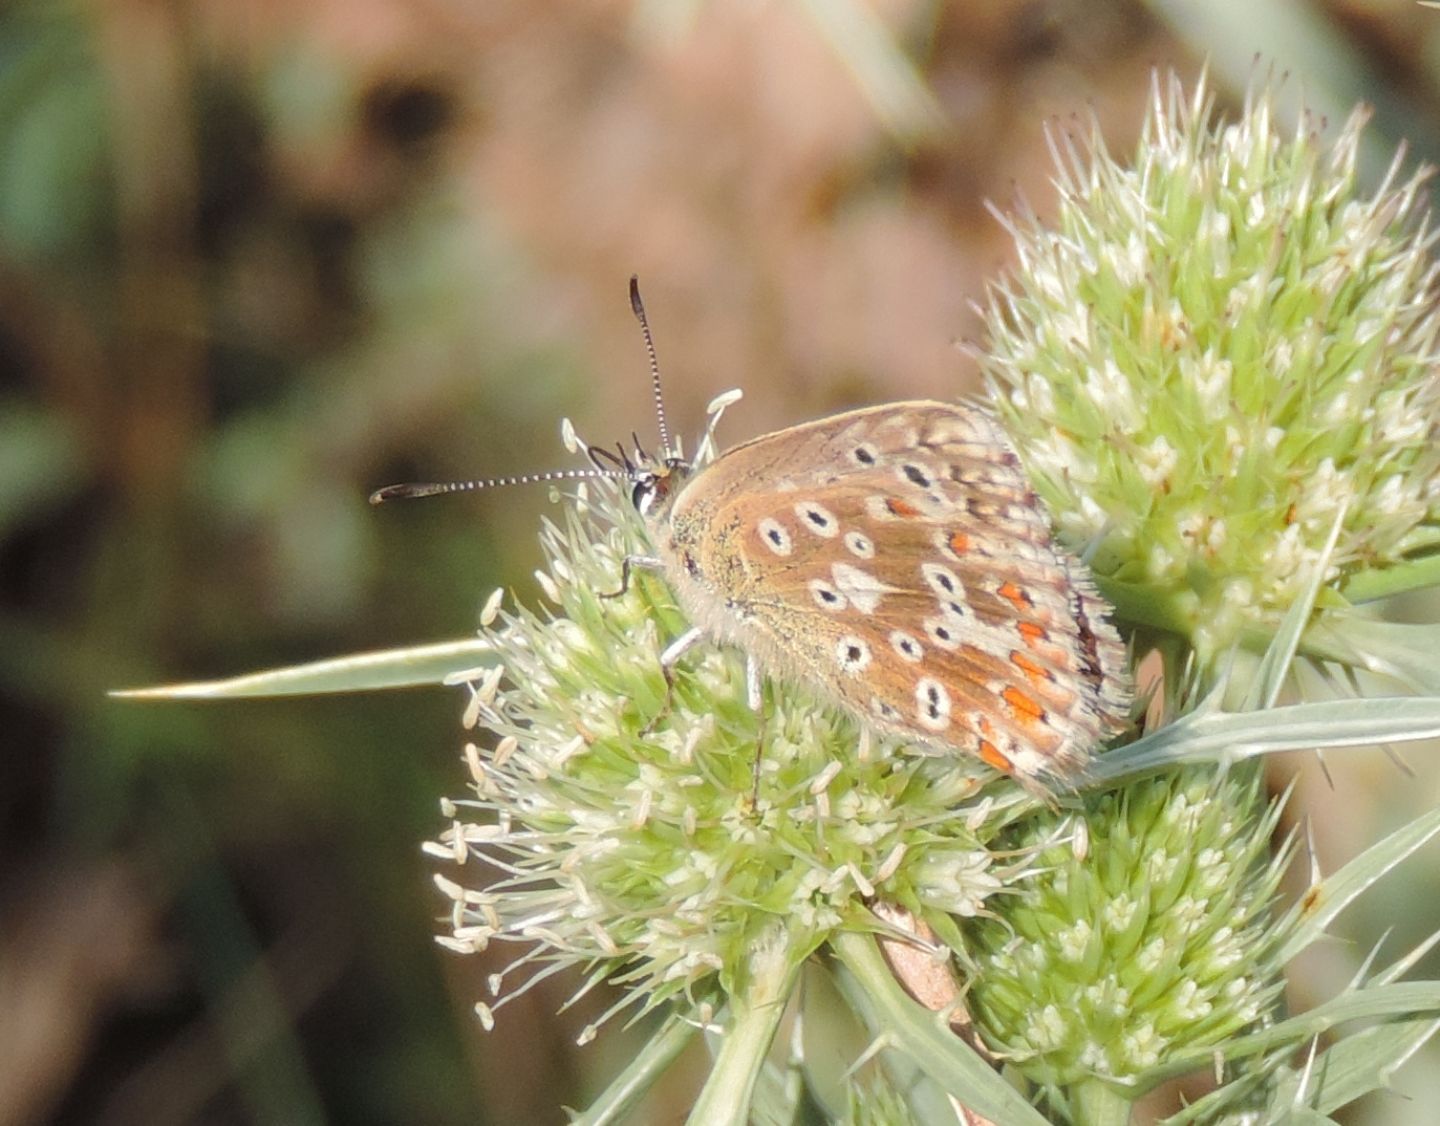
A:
[[1273, 807, 1440, 965], [1340, 554, 1440, 606], [1304, 613, 1440, 694], [111, 639, 494, 698], [1092, 695, 1440, 785], [1308, 1016, 1440, 1115], [1146, 982, 1440, 1085]]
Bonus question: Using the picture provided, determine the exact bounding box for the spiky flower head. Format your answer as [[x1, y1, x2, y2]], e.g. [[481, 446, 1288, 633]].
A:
[[426, 423, 1039, 1045], [419, 69, 1440, 1119], [981, 72, 1440, 670], [964, 766, 1289, 1107], [101, 60, 1440, 1124]]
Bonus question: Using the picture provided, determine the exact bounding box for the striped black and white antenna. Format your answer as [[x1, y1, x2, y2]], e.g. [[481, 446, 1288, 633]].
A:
[[370, 278, 671, 506], [628, 275, 678, 461], [368, 463, 629, 505]]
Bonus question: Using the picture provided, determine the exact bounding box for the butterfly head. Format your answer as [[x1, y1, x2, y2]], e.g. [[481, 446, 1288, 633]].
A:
[[586, 433, 692, 524]]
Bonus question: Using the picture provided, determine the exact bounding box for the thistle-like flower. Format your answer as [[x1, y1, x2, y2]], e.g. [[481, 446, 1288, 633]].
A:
[[964, 767, 1289, 1112], [412, 70, 1440, 1124], [427, 455, 1045, 1115], [107, 65, 1440, 1126], [431, 472, 1013, 989], [981, 72, 1440, 674]]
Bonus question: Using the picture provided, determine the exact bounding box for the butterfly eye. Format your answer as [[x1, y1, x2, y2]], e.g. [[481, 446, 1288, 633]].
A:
[[632, 470, 675, 516]]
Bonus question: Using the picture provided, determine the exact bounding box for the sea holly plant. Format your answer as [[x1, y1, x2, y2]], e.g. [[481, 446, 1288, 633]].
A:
[[981, 72, 1440, 689], [119, 72, 1440, 1125]]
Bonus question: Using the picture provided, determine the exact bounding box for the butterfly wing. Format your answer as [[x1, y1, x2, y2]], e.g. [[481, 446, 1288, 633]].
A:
[[672, 401, 1129, 788]]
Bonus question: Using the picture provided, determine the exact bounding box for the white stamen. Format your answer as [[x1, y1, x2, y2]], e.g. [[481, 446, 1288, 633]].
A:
[[705, 387, 745, 415], [535, 570, 561, 603], [875, 843, 907, 882], [480, 587, 505, 627], [809, 760, 844, 794]]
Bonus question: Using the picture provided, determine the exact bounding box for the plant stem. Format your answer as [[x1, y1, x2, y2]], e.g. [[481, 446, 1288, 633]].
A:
[[573, 1013, 697, 1125], [831, 930, 1050, 1125], [687, 932, 801, 1126]]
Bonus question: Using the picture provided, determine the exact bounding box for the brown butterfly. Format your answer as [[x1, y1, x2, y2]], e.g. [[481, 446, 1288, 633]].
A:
[[375, 279, 1132, 793]]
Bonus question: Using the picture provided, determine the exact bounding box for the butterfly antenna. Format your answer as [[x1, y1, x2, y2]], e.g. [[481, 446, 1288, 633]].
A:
[[629, 276, 673, 458], [370, 467, 625, 505]]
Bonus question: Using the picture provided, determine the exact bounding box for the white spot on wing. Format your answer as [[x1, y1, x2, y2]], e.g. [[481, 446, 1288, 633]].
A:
[[864, 495, 916, 521], [851, 443, 878, 466], [889, 630, 924, 663], [921, 562, 963, 598], [830, 563, 898, 614], [757, 517, 792, 557], [809, 579, 846, 611], [940, 599, 974, 626], [870, 697, 901, 721], [923, 616, 960, 650], [844, 530, 875, 559], [836, 636, 872, 675], [794, 500, 839, 537], [915, 678, 952, 732]]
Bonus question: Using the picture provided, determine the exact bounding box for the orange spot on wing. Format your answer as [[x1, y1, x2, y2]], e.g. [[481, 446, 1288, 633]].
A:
[[1017, 620, 1048, 645], [978, 739, 1013, 773], [1002, 686, 1046, 724], [948, 530, 971, 554], [886, 497, 921, 518], [1010, 650, 1053, 685], [997, 581, 1033, 611]]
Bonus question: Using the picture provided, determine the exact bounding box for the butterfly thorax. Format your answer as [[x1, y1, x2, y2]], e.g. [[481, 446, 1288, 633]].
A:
[[641, 461, 781, 660]]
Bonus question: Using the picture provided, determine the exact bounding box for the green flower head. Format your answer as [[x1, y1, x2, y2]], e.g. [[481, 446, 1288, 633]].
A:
[[965, 767, 1288, 1093], [981, 73, 1440, 669], [427, 434, 1041, 1042]]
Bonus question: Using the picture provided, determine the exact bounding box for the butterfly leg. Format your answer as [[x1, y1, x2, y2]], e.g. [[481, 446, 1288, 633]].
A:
[[746, 656, 766, 804], [601, 554, 665, 599], [640, 625, 704, 735]]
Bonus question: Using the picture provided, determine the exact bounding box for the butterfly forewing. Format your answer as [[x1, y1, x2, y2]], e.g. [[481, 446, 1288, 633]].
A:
[[663, 400, 1129, 789]]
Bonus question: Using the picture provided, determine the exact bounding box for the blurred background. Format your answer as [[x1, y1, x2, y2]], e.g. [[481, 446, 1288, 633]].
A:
[[6, 1, 1440, 1122]]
